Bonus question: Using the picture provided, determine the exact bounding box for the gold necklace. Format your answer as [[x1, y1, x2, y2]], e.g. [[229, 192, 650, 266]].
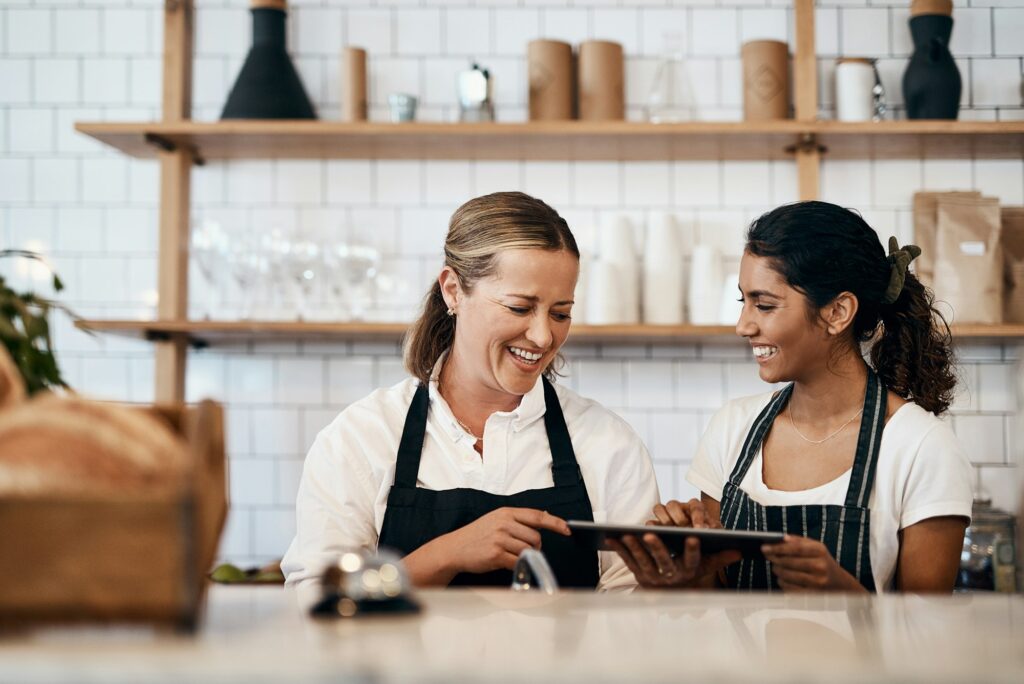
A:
[[453, 416, 481, 443], [437, 376, 481, 443], [787, 405, 864, 445]]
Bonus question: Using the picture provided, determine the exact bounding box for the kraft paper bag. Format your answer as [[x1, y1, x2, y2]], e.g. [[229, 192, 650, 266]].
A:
[[913, 191, 982, 288], [1002, 207, 1024, 323], [934, 196, 1003, 324]]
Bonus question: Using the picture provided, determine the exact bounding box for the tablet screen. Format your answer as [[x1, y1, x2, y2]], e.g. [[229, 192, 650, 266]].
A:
[[567, 520, 783, 558]]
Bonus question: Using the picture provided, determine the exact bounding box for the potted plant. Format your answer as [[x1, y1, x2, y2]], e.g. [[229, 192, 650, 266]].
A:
[[0, 249, 73, 396]]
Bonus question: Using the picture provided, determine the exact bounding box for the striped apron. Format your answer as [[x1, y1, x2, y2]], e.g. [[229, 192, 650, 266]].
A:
[[719, 371, 887, 591]]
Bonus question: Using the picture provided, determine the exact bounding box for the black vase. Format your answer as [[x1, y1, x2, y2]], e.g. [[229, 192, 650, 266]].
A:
[[221, 5, 316, 120], [901, 14, 961, 119]]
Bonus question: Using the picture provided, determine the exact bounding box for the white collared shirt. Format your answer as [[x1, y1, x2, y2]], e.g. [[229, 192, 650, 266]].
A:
[[281, 374, 661, 592]]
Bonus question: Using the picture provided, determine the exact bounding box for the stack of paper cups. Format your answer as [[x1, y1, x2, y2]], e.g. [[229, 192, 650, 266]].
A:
[[717, 273, 742, 325], [574, 254, 590, 325], [585, 260, 624, 325], [598, 215, 639, 323], [689, 244, 724, 325], [642, 213, 685, 324]]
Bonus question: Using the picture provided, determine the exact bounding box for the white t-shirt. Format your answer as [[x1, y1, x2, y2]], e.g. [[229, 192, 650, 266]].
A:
[[282, 374, 661, 592], [686, 391, 974, 592]]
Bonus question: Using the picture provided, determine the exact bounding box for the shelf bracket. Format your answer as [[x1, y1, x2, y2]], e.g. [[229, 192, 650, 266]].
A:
[[144, 133, 206, 167], [144, 328, 209, 350], [784, 133, 827, 156]]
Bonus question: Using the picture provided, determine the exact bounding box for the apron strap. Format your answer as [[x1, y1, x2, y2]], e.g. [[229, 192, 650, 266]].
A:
[[843, 371, 888, 509], [542, 377, 584, 488], [393, 382, 430, 488], [726, 384, 793, 486]]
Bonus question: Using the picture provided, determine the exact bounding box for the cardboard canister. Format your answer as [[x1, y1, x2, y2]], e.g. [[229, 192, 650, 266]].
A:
[[528, 40, 573, 121], [578, 40, 625, 121], [342, 47, 367, 122], [741, 40, 790, 121]]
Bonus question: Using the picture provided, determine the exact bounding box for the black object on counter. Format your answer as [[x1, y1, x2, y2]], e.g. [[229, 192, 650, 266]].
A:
[[902, 9, 961, 119], [221, 1, 316, 120]]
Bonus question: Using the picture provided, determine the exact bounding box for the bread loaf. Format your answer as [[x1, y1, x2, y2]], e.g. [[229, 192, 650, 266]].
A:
[[0, 395, 190, 497]]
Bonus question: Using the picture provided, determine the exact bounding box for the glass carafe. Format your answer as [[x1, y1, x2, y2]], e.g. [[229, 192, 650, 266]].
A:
[[646, 32, 695, 123]]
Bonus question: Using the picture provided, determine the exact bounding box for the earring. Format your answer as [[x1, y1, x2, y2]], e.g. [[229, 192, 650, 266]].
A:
[[446, 307, 455, 317]]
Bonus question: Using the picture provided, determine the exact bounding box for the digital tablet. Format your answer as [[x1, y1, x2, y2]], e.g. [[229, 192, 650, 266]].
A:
[[568, 520, 784, 558]]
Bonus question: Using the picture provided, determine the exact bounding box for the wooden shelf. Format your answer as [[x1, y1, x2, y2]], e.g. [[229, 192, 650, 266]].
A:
[[74, 120, 1024, 162], [813, 121, 1024, 159], [75, 319, 1024, 347], [76, 121, 806, 162]]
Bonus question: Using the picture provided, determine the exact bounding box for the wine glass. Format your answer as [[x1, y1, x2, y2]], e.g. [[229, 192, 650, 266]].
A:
[[224, 229, 268, 320], [284, 232, 322, 321], [190, 217, 229, 319], [258, 227, 292, 320], [326, 240, 380, 321]]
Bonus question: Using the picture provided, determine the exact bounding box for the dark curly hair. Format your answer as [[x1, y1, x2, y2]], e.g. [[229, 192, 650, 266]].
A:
[[745, 201, 957, 414]]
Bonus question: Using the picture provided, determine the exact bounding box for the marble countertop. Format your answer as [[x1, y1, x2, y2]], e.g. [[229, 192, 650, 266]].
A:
[[1, 586, 1022, 683]]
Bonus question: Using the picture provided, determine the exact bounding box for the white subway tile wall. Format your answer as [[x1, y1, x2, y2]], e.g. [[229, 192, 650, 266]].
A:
[[2, 0, 1022, 566]]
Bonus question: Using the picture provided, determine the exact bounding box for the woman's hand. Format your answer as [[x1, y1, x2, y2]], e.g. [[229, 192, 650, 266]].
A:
[[761, 535, 867, 592], [607, 499, 740, 589], [404, 507, 570, 586]]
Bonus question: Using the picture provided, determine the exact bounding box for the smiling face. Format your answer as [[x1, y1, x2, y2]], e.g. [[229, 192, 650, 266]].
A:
[[442, 248, 579, 399], [735, 252, 837, 385]]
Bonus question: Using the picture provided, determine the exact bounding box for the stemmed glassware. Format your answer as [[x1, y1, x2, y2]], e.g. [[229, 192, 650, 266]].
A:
[[189, 218, 383, 322], [284, 231, 323, 321], [326, 241, 380, 321], [190, 217, 229, 319], [224, 229, 269, 320]]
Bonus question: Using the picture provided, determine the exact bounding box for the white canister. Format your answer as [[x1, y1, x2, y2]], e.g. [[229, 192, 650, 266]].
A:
[[835, 58, 876, 122]]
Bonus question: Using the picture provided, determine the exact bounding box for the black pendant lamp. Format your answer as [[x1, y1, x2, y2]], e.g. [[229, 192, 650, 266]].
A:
[[221, 0, 316, 120]]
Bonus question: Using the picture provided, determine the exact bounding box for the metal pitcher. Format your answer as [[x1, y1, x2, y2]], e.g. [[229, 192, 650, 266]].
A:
[[457, 62, 494, 122]]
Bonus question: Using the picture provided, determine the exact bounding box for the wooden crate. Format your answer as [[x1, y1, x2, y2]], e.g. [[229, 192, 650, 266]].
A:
[[0, 400, 227, 631]]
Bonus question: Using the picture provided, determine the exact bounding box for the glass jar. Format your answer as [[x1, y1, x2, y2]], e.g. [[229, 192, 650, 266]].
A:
[[956, 499, 1017, 593]]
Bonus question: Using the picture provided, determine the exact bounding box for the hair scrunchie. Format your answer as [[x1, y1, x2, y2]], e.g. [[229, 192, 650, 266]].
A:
[[881, 236, 922, 305]]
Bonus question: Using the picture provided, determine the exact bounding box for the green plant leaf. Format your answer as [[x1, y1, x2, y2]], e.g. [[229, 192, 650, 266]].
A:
[[0, 250, 74, 395]]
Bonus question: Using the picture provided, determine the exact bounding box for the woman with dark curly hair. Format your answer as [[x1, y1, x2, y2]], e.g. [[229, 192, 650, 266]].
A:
[[612, 201, 973, 593]]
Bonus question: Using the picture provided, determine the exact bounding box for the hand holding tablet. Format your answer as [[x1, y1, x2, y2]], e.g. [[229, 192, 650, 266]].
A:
[[568, 520, 783, 557], [569, 499, 780, 588]]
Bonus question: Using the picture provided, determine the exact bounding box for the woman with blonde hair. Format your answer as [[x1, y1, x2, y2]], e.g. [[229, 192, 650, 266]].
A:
[[283, 191, 659, 589]]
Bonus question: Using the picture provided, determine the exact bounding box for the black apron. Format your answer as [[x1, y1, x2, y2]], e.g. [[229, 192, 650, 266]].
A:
[[719, 371, 887, 591], [377, 377, 600, 588]]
